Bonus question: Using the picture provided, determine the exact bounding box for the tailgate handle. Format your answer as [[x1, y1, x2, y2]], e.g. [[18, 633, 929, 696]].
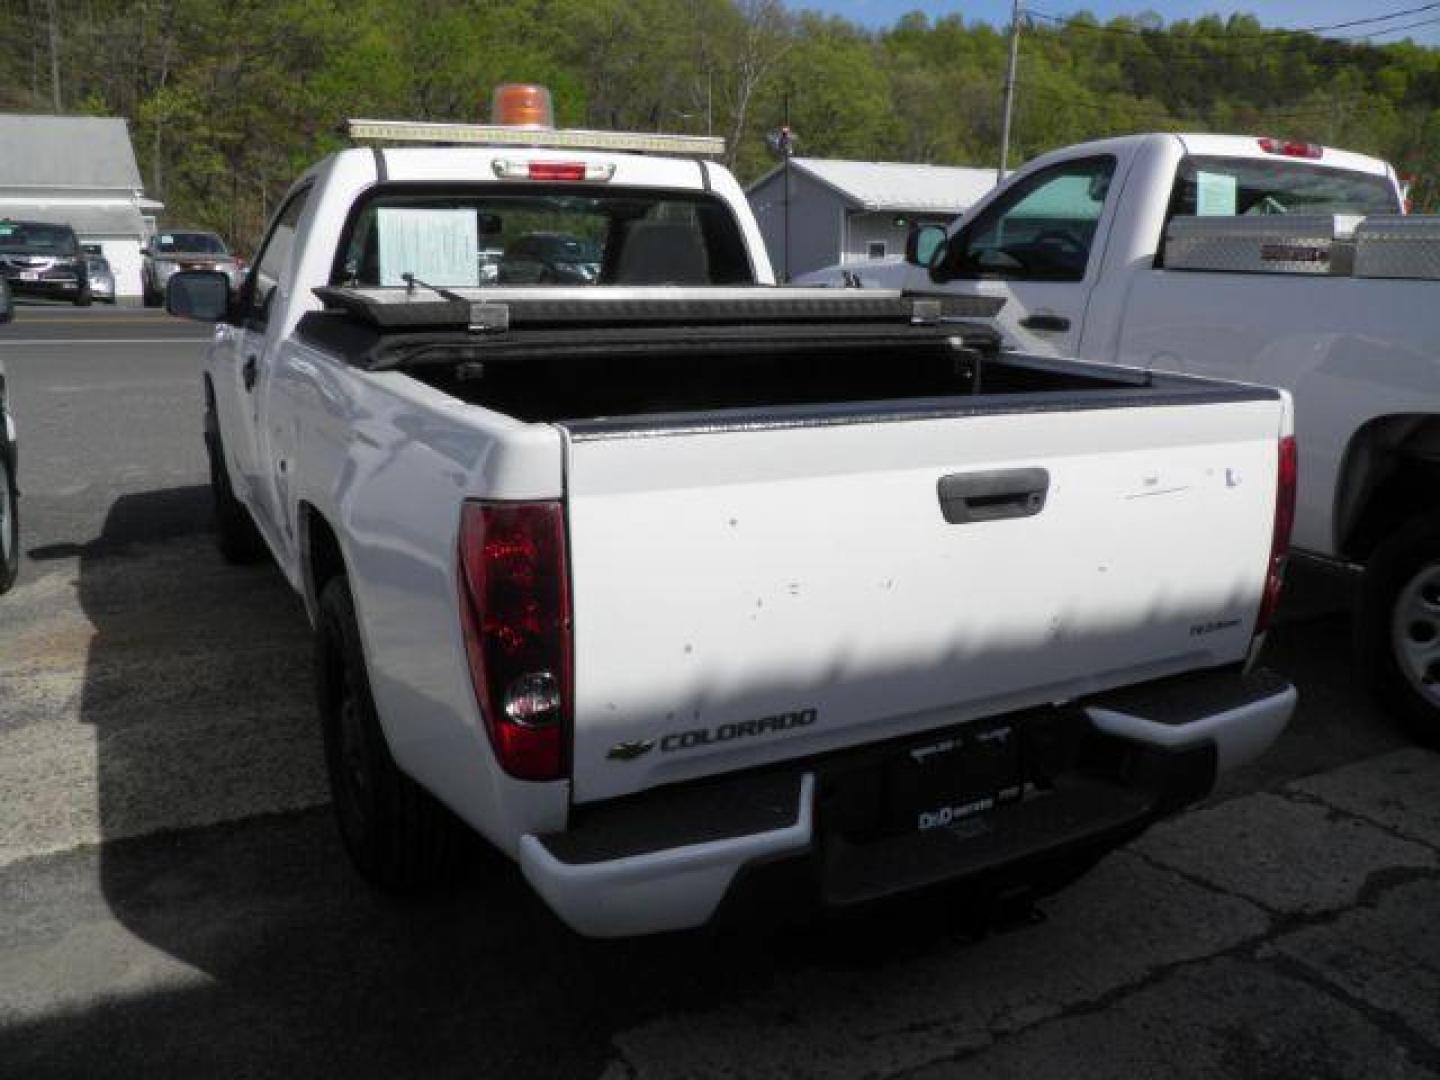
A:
[[1019, 314, 1070, 332], [938, 468, 1049, 524]]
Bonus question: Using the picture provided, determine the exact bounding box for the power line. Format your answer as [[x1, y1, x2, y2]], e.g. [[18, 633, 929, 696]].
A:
[[1022, 13, 1440, 65], [1013, 75, 1394, 122], [1026, 2, 1440, 39]]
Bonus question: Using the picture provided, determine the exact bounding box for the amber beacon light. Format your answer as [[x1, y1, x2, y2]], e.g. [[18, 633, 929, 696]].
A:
[[492, 84, 554, 129]]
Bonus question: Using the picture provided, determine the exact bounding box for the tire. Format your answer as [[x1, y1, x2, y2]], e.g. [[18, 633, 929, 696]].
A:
[[205, 408, 265, 564], [316, 576, 459, 891], [1356, 512, 1440, 747], [0, 449, 18, 594]]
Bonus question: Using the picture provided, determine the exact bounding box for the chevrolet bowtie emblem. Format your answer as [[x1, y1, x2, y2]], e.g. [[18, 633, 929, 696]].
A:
[[606, 739, 656, 762]]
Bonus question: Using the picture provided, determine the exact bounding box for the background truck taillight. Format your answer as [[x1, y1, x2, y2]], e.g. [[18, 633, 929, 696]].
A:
[[1253, 434, 1298, 644], [458, 501, 572, 781]]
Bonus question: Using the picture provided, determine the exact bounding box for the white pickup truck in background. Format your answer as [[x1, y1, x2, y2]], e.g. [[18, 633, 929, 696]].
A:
[[165, 104, 1297, 937], [801, 132, 1440, 743]]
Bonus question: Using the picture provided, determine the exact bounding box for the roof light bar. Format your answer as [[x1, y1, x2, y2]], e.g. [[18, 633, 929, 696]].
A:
[[346, 119, 725, 157], [492, 159, 616, 182]]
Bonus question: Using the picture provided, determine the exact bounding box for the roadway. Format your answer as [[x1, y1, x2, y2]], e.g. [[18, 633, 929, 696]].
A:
[[0, 308, 1437, 1078]]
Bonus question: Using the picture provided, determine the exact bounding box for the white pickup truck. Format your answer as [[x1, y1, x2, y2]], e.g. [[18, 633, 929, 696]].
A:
[[165, 108, 1296, 937], [802, 132, 1440, 742]]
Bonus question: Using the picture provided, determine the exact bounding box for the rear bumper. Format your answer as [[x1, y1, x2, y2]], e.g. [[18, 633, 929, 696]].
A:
[[523, 666, 1295, 938]]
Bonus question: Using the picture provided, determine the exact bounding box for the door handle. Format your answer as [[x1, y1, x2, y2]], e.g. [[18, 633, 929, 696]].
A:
[[242, 355, 258, 391], [938, 468, 1050, 524], [1019, 314, 1071, 332]]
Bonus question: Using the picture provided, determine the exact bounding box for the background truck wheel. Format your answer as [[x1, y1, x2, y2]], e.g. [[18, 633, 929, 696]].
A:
[[204, 412, 265, 564], [0, 451, 18, 594], [1357, 512, 1440, 747], [316, 576, 459, 892]]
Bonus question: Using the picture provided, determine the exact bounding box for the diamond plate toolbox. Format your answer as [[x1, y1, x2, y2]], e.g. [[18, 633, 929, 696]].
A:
[[1163, 214, 1363, 275], [1353, 215, 1440, 280]]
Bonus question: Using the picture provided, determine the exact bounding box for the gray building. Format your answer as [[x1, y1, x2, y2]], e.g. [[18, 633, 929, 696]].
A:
[[746, 157, 997, 281], [0, 114, 162, 299]]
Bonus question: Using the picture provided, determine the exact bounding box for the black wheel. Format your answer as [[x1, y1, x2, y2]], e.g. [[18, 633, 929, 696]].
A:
[[204, 406, 265, 564], [74, 283, 92, 307], [316, 576, 460, 891], [1357, 512, 1440, 747], [0, 449, 18, 594]]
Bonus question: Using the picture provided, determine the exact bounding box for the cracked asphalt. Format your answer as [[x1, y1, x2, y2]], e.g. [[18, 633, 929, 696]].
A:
[[2, 310, 1438, 1079]]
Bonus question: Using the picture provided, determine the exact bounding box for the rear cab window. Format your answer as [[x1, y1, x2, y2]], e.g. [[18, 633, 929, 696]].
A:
[[1159, 155, 1401, 265], [331, 186, 755, 289]]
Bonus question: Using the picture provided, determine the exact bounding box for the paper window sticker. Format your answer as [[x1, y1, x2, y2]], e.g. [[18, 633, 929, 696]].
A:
[[376, 209, 480, 287], [1195, 171, 1238, 216]]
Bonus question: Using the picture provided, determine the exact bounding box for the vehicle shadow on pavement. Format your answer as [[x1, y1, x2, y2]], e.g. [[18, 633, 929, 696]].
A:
[[0, 484, 1108, 1075], [2, 486, 1419, 1078], [10, 483, 994, 1076]]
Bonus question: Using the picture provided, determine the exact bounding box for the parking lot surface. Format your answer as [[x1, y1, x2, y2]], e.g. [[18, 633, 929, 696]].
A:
[[1, 308, 1438, 1078]]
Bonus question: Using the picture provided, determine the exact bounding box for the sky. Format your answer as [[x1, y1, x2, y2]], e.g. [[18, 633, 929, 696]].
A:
[[794, 1, 1440, 46]]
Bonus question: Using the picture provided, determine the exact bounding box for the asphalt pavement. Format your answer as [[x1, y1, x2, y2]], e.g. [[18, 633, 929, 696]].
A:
[[1, 307, 1437, 1079]]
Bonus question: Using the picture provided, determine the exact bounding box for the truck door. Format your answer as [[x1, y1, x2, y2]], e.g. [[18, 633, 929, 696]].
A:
[[224, 185, 311, 553], [936, 155, 1117, 357]]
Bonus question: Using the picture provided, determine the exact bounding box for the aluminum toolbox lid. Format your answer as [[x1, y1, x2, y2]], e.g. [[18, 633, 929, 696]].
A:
[[1354, 214, 1440, 241], [1165, 214, 1364, 242], [1353, 214, 1440, 280], [1163, 214, 1363, 275]]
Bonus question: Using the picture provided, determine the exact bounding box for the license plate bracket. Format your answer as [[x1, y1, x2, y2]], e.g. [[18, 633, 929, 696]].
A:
[[887, 719, 1023, 833]]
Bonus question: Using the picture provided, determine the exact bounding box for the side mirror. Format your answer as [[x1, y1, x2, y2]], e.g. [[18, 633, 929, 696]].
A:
[[905, 224, 948, 269], [166, 271, 231, 322]]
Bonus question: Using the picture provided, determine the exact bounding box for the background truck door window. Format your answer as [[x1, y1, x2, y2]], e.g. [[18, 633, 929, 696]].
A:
[[950, 156, 1116, 283]]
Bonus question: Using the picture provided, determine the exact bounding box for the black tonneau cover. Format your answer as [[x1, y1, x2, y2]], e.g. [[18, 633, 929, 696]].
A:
[[303, 285, 1005, 371]]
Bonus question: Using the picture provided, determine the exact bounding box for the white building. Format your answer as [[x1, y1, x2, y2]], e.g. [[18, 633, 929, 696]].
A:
[[0, 114, 162, 300], [746, 157, 997, 281]]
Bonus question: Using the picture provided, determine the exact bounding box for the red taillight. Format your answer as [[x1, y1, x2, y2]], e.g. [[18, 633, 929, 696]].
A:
[[458, 501, 572, 781], [1254, 435, 1298, 640], [490, 158, 616, 182], [527, 161, 587, 181], [1258, 137, 1323, 160]]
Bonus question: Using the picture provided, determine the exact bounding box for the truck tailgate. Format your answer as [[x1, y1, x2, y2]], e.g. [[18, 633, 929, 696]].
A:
[[564, 398, 1283, 804]]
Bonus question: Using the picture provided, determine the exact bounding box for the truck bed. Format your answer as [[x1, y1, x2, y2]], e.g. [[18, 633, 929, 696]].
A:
[[300, 287, 1257, 426], [299, 286, 1286, 805]]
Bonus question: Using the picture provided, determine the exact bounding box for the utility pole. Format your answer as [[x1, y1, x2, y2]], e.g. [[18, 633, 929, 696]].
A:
[[46, 0, 61, 112], [782, 89, 791, 284], [997, 0, 1023, 184]]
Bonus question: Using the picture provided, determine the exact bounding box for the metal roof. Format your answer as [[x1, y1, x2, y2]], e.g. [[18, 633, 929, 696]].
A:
[[0, 202, 145, 237], [0, 114, 144, 190], [748, 157, 997, 213]]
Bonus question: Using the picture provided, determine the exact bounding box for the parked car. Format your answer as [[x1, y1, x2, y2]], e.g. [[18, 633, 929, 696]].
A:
[[0, 219, 91, 306], [163, 99, 1295, 938], [142, 230, 243, 306], [498, 232, 602, 284], [81, 247, 116, 304], [1, 276, 18, 593]]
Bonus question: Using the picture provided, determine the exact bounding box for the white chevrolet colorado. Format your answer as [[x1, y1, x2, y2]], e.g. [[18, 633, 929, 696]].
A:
[[165, 110, 1297, 937], [802, 133, 1440, 742]]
